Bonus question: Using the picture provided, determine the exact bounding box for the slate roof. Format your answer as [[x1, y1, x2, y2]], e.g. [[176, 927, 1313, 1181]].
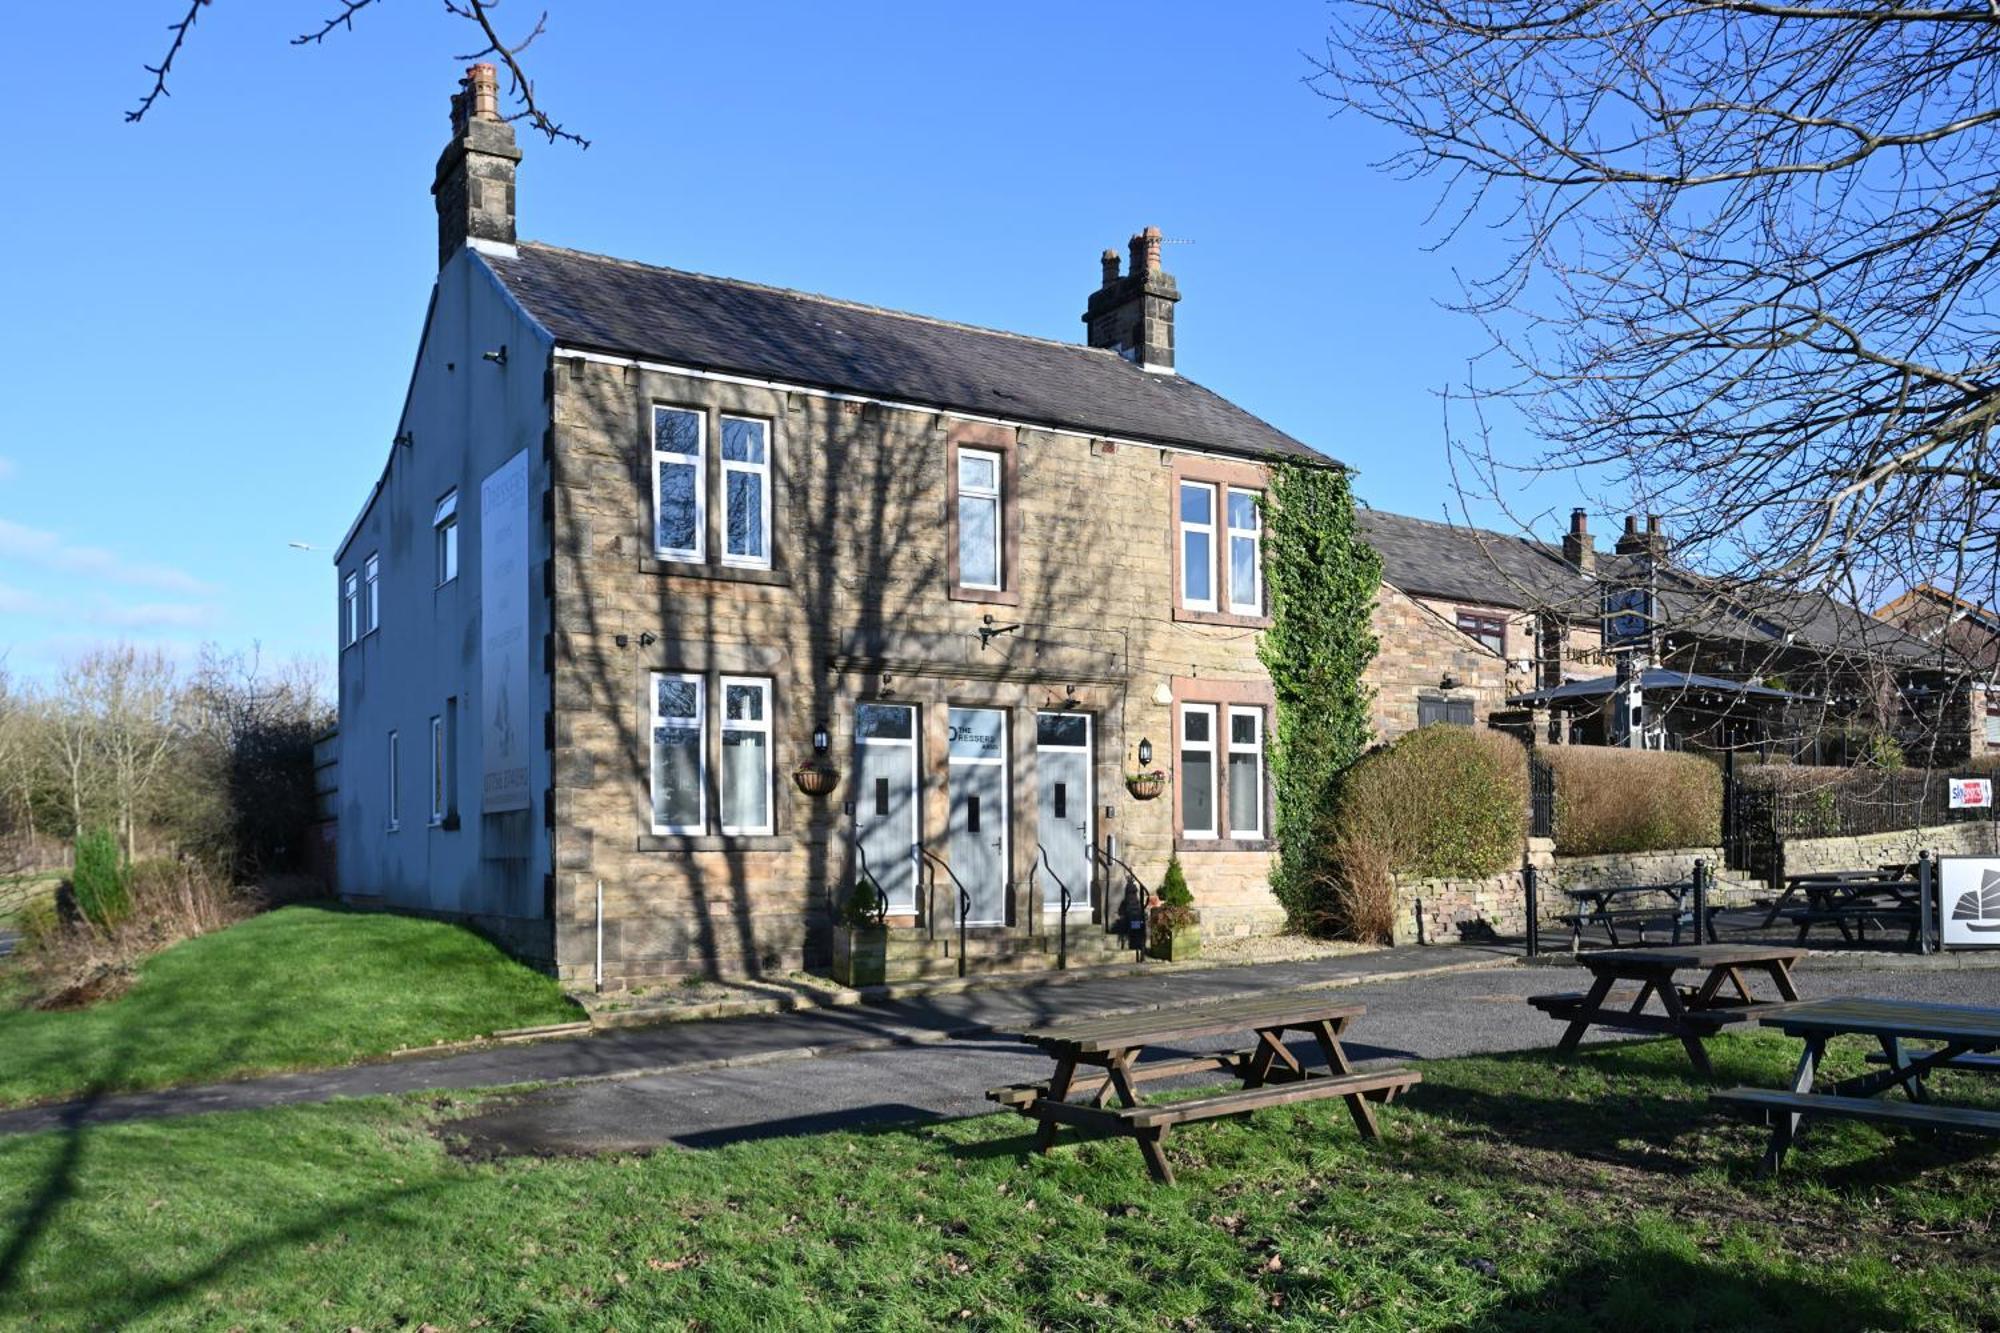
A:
[[1507, 669, 1813, 708], [1353, 508, 1592, 609], [484, 243, 1329, 466]]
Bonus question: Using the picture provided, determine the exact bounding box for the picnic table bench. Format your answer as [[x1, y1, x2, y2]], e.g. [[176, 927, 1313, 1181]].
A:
[[1714, 997, 2000, 1171], [1761, 867, 1917, 929], [1559, 880, 1712, 950], [1529, 943, 1804, 1077], [987, 992, 1419, 1184]]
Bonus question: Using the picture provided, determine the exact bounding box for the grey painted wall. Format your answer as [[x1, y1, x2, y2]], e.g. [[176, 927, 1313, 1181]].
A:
[[334, 248, 555, 958]]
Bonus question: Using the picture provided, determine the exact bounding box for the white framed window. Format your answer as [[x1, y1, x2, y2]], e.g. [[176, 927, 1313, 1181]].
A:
[[342, 572, 359, 647], [1226, 488, 1262, 616], [363, 553, 381, 634], [958, 448, 1003, 590], [1226, 707, 1264, 839], [652, 406, 706, 562], [719, 676, 774, 834], [720, 417, 771, 568], [434, 490, 459, 586], [1986, 693, 2000, 745], [650, 672, 706, 834], [1179, 481, 1217, 611], [1179, 703, 1218, 839], [386, 730, 400, 831], [428, 715, 445, 825]]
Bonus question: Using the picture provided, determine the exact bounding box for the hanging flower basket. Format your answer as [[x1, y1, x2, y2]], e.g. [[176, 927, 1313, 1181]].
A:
[[791, 762, 842, 797], [1125, 770, 1168, 801]]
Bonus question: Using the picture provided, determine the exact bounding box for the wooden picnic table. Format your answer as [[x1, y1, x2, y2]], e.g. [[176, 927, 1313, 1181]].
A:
[[1715, 997, 2000, 1171], [986, 992, 1419, 1185], [1530, 943, 1805, 1077], [1760, 867, 1915, 928], [1561, 880, 1710, 949], [1764, 873, 1922, 946]]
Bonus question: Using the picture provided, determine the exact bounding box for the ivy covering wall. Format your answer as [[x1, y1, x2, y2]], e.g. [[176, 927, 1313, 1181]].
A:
[[1256, 461, 1381, 931]]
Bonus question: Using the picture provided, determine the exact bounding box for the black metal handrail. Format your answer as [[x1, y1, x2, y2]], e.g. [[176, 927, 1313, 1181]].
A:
[[1090, 843, 1149, 957], [916, 847, 974, 978], [847, 829, 887, 925], [1036, 843, 1072, 971]]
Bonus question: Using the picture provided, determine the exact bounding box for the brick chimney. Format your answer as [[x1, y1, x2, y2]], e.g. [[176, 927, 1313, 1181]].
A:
[[432, 63, 521, 268], [1561, 508, 1596, 576], [1083, 226, 1181, 373], [1614, 513, 1670, 560]]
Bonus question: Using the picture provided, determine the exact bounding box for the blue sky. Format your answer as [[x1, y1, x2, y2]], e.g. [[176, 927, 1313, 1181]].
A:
[[1, 2, 1564, 682]]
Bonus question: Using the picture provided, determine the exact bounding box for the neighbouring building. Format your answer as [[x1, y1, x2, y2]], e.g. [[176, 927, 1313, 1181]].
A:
[[1876, 584, 2000, 759], [333, 67, 1345, 985]]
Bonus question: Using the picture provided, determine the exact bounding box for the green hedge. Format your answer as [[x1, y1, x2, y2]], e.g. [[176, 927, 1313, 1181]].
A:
[[1340, 725, 1529, 878], [1541, 747, 1721, 854]]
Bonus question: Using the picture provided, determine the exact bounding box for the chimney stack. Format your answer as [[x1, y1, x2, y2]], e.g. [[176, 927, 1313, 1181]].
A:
[[432, 63, 521, 269], [1561, 508, 1596, 576], [1083, 226, 1180, 373], [1614, 513, 1670, 560]]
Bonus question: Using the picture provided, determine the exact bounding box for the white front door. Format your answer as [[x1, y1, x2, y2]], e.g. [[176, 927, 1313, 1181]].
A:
[[1035, 712, 1093, 914], [853, 703, 919, 914], [947, 707, 1009, 925]]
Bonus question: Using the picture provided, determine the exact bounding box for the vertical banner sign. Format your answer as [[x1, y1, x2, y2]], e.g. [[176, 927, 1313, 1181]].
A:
[[1938, 857, 2000, 949], [480, 449, 531, 813]]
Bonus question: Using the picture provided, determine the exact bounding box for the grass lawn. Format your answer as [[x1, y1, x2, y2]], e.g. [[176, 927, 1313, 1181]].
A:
[[0, 904, 581, 1109], [0, 1029, 1995, 1329]]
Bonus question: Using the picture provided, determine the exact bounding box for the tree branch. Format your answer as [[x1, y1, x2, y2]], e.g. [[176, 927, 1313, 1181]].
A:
[[127, 0, 210, 124]]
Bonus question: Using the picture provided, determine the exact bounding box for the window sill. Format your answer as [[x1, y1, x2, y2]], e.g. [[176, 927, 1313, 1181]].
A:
[[638, 557, 790, 588], [948, 584, 1021, 607], [429, 814, 461, 832], [637, 833, 792, 853], [1174, 837, 1274, 854], [1172, 606, 1270, 629]]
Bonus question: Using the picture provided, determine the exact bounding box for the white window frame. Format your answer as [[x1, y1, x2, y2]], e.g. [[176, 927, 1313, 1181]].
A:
[[434, 490, 459, 586], [957, 447, 1003, 591], [1179, 702, 1219, 840], [649, 671, 707, 835], [719, 416, 773, 570], [363, 553, 380, 635], [428, 715, 445, 826], [1225, 487, 1263, 616], [1179, 481, 1218, 612], [718, 675, 775, 835], [342, 572, 359, 647], [386, 730, 400, 831], [651, 405, 707, 564], [1225, 706, 1265, 839]]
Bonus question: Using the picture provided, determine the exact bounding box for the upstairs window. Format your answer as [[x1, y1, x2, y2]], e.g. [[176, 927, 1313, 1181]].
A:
[[342, 572, 359, 647], [434, 491, 459, 585], [1179, 482, 1217, 612], [363, 553, 381, 635], [721, 417, 771, 568], [652, 407, 706, 562], [1457, 610, 1505, 654], [957, 449, 1003, 591], [1226, 488, 1262, 615], [1987, 693, 2000, 745]]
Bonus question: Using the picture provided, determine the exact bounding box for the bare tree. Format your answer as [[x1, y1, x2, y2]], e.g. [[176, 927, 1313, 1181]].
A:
[[129, 0, 588, 145], [1315, 3, 2000, 654], [70, 647, 185, 860]]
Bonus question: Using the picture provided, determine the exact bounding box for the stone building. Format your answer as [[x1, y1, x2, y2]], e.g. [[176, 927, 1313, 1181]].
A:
[[332, 67, 1342, 984]]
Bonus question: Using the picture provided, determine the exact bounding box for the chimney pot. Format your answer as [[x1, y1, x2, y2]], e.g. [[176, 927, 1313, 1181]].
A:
[[1623, 515, 1640, 536], [1562, 508, 1597, 574], [1646, 513, 1662, 534], [467, 62, 501, 122], [1569, 508, 1588, 536], [1128, 225, 1163, 277], [1100, 249, 1120, 287]]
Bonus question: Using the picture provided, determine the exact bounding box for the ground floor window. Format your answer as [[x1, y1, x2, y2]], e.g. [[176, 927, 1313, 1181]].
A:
[[1179, 703, 1218, 839], [1179, 699, 1270, 843], [1987, 693, 2000, 745], [650, 672, 776, 836], [1418, 695, 1475, 727], [1226, 707, 1264, 839]]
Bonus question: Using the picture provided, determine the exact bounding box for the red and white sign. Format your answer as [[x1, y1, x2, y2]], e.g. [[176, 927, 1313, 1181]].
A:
[[1950, 778, 1993, 809]]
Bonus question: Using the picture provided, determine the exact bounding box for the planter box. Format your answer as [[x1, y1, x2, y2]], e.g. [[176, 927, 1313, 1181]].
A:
[[1149, 921, 1201, 962], [831, 925, 888, 987]]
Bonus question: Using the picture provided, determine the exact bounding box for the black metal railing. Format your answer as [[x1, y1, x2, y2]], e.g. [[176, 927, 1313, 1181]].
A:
[[1035, 843, 1072, 971], [1090, 842, 1150, 958], [1529, 755, 1557, 840], [916, 847, 973, 978], [846, 830, 887, 925]]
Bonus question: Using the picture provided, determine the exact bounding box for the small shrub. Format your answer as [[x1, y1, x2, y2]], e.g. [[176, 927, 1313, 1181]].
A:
[[1858, 731, 1907, 772], [839, 877, 884, 929], [17, 859, 250, 1010], [1540, 747, 1721, 854], [1156, 855, 1193, 909], [69, 829, 129, 930], [1323, 726, 1528, 942]]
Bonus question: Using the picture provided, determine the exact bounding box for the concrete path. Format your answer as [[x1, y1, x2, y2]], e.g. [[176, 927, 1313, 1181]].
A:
[[445, 960, 2000, 1156], [0, 944, 1515, 1138]]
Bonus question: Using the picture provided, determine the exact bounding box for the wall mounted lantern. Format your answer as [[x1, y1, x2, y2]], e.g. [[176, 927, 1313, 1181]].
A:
[[1137, 738, 1153, 767], [812, 722, 830, 756]]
